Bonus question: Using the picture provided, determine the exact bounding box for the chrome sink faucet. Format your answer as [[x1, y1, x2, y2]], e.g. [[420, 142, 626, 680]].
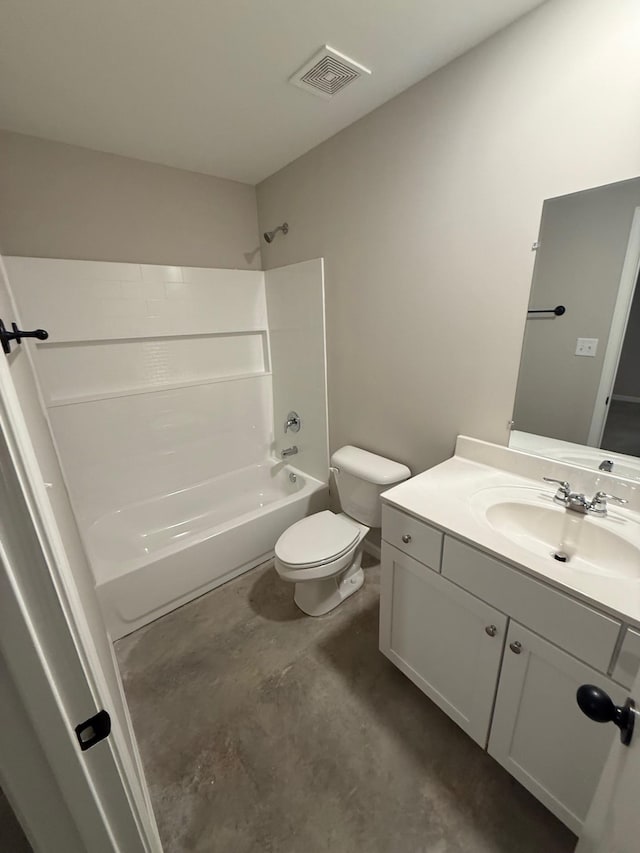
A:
[[281, 446, 298, 459], [543, 477, 627, 516]]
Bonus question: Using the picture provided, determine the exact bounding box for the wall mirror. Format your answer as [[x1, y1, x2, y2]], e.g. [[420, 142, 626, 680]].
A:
[[511, 176, 640, 481]]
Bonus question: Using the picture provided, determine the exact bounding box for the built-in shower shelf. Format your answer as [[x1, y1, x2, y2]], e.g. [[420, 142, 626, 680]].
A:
[[34, 330, 270, 406], [47, 370, 272, 408]]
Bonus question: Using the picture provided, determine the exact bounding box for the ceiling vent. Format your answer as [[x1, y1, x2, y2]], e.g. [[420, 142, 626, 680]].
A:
[[289, 45, 371, 100]]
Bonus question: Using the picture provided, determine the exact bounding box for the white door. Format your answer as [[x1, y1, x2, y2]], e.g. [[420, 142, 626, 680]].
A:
[[576, 667, 640, 853], [0, 254, 162, 852], [379, 542, 507, 747]]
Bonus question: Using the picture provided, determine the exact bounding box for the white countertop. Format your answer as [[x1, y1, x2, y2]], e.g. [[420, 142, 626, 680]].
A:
[[381, 438, 640, 628]]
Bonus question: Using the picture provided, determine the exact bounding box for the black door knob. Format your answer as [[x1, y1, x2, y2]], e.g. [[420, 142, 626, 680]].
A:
[[577, 684, 636, 746]]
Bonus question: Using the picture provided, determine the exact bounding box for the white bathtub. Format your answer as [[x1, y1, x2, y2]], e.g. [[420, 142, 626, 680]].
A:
[[90, 462, 328, 638]]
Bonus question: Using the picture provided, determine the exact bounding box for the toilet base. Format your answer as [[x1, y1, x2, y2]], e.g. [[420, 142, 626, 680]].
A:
[[293, 551, 365, 617], [294, 568, 364, 617]]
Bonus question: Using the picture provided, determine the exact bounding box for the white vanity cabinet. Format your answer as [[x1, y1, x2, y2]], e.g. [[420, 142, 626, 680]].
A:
[[380, 504, 629, 834], [379, 543, 507, 747]]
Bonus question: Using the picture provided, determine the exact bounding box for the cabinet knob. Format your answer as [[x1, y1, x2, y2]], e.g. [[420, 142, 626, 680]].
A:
[[485, 625, 498, 637], [401, 534, 412, 544], [509, 641, 522, 654]]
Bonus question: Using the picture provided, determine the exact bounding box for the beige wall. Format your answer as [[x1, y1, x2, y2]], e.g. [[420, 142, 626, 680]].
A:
[[514, 178, 640, 444], [0, 130, 261, 269], [257, 0, 640, 474]]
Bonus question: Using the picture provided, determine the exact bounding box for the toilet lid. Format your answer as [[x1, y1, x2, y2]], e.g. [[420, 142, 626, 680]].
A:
[[275, 511, 360, 567]]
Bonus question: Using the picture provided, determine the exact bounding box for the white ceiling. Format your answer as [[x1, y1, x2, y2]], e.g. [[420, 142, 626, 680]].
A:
[[0, 0, 545, 184]]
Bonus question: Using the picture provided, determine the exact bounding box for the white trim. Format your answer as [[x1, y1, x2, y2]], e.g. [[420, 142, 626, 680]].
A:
[[0, 646, 87, 853], [318, 260, 331, 482], [587, 208, 640, 447], [611, 394, 640, 404]]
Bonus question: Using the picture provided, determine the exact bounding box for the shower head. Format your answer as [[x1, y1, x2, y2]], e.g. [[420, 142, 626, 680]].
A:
[[263, 222, 289, 243]]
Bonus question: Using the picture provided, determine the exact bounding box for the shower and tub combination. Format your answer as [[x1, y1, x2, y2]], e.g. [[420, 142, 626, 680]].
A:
[[6, 255, 329, 638]]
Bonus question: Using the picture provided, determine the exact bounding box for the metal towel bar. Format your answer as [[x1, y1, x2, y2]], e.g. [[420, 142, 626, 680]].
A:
[[527, 305, 566, 317]]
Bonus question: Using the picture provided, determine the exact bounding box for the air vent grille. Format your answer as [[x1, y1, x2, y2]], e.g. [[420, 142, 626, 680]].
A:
[[301, 56, 359, 96], [290, 46, 371, 100]]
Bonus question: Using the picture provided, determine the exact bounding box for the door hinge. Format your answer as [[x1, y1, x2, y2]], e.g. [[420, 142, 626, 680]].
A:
[[75, 710, 111, 751]]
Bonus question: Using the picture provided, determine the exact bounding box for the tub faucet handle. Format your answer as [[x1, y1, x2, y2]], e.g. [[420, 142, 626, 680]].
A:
[[284, 411, 301, 433]]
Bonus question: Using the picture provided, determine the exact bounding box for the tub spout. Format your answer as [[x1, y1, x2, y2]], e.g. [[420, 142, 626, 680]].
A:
[[281, 446, 298, 459]]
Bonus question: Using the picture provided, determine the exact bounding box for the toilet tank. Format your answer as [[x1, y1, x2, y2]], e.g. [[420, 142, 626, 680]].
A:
[[330, 446, 411, 527]]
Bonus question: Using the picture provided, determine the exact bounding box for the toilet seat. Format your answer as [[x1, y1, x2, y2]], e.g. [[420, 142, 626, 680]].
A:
[[275, 510, 360, 570], [274, 510, 369, 614]]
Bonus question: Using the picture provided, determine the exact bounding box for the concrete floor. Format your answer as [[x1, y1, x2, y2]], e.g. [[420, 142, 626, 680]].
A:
[[0, 787, 32, 853], [116, 558, 577, 853]]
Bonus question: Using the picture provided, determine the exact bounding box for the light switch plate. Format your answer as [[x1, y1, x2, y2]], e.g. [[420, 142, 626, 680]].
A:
[[575, 338, 598, 357]]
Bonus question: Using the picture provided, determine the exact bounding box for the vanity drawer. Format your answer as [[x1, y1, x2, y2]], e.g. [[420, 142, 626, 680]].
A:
[[382, 505, 443, 571], [612, 627, 640, 689], [442, 537, 620, 673]]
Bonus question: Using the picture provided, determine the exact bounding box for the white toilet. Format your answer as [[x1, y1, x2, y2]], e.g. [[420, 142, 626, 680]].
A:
[[274, 446, 411, 616]]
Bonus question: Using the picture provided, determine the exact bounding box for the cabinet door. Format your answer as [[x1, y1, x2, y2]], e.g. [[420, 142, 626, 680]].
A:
[[489, 621, 626, 835], [380, 542, 507, 747]]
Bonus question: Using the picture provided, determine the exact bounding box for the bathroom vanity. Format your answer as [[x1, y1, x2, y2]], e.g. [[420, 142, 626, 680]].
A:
[[379, 437, 640, 835]]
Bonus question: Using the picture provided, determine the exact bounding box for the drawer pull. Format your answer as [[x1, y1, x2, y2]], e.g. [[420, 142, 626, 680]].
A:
[[510, 641, 522, 655], [401, 534, 412, 544], [485, 624, 498, 637]]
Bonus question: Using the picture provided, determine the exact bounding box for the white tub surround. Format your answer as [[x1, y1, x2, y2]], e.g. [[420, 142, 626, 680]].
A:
[[6, 257, 330, 635], [265, 258, 329, 483], [5, 258, 273, 520], [379, 435, 640, 834]]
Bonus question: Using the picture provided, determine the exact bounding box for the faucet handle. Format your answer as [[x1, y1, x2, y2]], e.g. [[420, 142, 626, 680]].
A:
[[590, 491, 628, 513], [543, 477, 571, 497], [594, 491, 627, 504], [284, 411, 301, 434]]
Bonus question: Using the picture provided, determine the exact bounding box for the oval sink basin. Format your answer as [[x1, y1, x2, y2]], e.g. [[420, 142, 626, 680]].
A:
[[472, 486, 640, 580]]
